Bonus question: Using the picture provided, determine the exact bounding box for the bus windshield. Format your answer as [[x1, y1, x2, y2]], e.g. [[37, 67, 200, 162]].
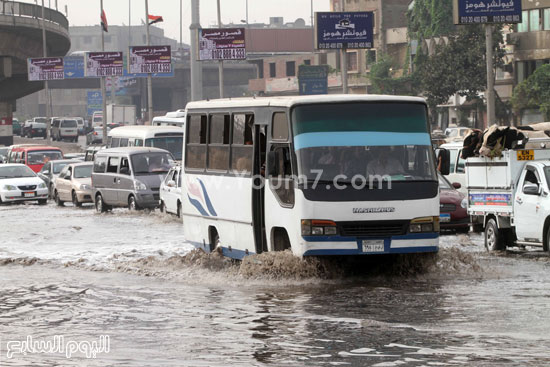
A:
[[291, 102, 437, 184], [145, 136, 183, 160]]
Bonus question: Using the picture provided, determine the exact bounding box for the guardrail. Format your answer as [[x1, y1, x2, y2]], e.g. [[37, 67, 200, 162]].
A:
[[0, 1, 68, 30]]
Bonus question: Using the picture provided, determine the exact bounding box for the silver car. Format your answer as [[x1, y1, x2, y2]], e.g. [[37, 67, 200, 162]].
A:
[[53, 162, 93, 207], [37, 159, 81, 198], [92, 147, 174, 212]]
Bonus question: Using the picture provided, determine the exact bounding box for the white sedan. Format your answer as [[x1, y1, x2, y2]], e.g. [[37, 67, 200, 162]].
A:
[[160, 165, 182, 217], [0, 164, 48, 204]]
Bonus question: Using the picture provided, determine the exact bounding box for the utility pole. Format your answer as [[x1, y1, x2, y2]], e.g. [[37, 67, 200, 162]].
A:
[[190, 0, 203, 101], [217, 0, 224, 98], [145, 0, 153, 124], [41, 0, 51, 144], [100, 0, 107, 143], [485, 25, 495, 128], [128, 0, 131, 48], [340, 0, 348, 94], [179, 0, 183, 55]]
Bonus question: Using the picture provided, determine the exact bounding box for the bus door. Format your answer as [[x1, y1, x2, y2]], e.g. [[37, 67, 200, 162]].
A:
[[252, 124, 267, 254]]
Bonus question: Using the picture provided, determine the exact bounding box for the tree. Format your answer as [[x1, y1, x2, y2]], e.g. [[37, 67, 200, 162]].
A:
[[368, 54, 415, 95], [511, 64, 550, 120]]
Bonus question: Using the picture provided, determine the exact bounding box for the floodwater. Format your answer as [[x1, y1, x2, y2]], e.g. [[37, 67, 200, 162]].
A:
[[1, 202, 550, 366]]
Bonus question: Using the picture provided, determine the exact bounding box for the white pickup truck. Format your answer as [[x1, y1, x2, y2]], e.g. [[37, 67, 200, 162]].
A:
[[466, 147, 550, 252]]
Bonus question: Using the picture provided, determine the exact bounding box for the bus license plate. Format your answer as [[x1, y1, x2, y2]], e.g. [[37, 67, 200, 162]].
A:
[[362, 240, 384, 253], [440, 213, 451, 223], [24, 192, 35, 198]]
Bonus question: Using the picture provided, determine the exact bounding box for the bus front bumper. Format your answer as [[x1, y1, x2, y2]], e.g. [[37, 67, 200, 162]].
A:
[[300, 233, 439, 256]]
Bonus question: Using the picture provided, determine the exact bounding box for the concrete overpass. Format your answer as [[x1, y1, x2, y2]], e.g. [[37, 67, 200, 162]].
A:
[[0, 1, 70, 145]]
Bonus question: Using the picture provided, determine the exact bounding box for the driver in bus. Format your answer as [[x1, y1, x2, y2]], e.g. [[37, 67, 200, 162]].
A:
[[366, 146, 405, 177]]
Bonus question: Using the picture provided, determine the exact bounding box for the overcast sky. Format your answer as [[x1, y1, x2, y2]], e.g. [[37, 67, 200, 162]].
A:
[[26, 0, 330, 43]]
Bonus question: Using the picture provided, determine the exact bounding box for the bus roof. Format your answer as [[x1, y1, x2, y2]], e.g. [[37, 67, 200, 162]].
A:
[[185, 94, 427, 110], [97, 146, 171, 155], [108, 125, 184, 139]]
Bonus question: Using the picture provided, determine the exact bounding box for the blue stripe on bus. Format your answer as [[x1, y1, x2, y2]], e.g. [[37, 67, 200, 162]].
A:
[[302, 232, 439, 242], [293, 131, 431, 151], [303, 246, 439, 256]]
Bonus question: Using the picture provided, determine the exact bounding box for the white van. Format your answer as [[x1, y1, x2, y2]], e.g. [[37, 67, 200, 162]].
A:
[[107, 125, 184, 161], [92, 112, 103, 127], [51, 118, 79, 142], [439, 142, 466, 194]]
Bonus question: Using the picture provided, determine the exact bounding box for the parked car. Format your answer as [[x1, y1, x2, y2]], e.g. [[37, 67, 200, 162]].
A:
[[0, 163, 48, 204], [159, 165, 182, 217], [53, 162, 93, 207], [92, 147, 174, 212], [7, 145, 63, 173], [438, 173, 469, 233], [12, 118, 21, 136], [51, 118, 78, 142], [86, 126, 108, 145], [37, 159, 80, 198]]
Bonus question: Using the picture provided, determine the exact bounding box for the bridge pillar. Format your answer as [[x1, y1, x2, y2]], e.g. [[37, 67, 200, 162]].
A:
[[0, 101, 13, 146]]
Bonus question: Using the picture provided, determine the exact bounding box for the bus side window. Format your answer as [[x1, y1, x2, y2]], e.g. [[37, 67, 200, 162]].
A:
[[111, 137, 120, 148], [272, 112, 289, 141], [231, 113, 253, 174], [135, 139, 143, 147], [207, 114, 230, 171], [269, 144, 294, 206], [120, 138, 129, 147], [185, 114, 207, 170]]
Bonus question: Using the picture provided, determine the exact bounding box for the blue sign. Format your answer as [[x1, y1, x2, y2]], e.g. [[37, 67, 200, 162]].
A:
[[298, 65, 328, 95], [87, 90, 102, 116], [316, 12, 374, 50], [457, 0, 522, 24], [64, 56, 85, 79]]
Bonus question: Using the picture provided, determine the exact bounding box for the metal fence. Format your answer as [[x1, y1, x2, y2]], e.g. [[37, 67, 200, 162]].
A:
[[0, 1, 68, 30]]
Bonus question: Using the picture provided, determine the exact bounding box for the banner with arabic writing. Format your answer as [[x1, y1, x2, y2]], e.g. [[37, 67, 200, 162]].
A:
[[454, 0, 522, 24], [315, 12, 374, 50], [199, 28, 246, 61], [27, 57, 64, 81], [128, 45, 172, 74]]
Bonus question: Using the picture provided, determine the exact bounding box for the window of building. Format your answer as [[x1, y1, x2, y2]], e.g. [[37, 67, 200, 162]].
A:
[[286, 61, 296, 77], [518, 10, 529, 32], [185, 114, 207, 170], [544, 8, 550, 30], [207, 114, 230, 171], [530, 9, 540, 31], [304, 59, 311, 65], [365, 49, 376, 70], [269, 63, 276, 78], [347, 51, 358, 72], [258, 62, 264, 79]]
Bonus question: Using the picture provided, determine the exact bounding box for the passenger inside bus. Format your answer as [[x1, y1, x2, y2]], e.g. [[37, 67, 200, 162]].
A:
[[366, 146, 405, 177]]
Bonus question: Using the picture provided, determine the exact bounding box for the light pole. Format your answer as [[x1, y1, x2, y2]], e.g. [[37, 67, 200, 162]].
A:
[[100, 0, 107, 143], [190, 0, 202, 101], [41, 0, 52, 144], [145, 0, 153, 124], [217, 0, 223, 98]]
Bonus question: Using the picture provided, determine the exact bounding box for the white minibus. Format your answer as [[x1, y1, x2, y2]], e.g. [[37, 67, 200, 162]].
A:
[[152, 110, 186, 127], [181, 95, 440, 259], [107, 126, 184, 160]]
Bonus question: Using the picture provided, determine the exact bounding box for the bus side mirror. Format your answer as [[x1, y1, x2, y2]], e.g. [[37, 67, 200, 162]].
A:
[[267, 151, 278, 177], [436, 148, 450, 176]]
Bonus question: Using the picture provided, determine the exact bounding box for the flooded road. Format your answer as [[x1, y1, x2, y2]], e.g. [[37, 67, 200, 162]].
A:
[[1, 202, 550, 366]]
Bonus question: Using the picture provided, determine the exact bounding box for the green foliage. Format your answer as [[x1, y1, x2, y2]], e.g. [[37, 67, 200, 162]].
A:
[[408, 0, 454, 39], [511, 64, 550, 120], [368, 54, 414, 95]]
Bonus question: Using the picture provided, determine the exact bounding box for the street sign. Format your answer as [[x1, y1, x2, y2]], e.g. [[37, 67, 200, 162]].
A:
[[198, 28, 246, 61], [27, 57, 64, 81], [298, 65, 329, 95], [315, 12, 374, 50], [128, 45, 172, 74], [64, 56, 85, 79], [87, 90, 102, 116], [85, 52, 124, 77], [454, 0, 522, 24]]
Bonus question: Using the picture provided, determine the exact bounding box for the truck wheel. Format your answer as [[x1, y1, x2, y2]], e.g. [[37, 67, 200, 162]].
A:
[[485, 218, 505, 251]]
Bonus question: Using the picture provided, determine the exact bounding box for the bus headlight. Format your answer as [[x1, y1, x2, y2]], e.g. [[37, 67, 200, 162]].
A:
[[301, 220, 338, 236], [409, 216, 439, 233]]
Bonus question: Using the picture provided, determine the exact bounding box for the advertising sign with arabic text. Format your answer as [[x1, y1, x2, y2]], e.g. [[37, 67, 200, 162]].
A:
[[315, 12, 373, 50], [85, 52, 124, 77], [454, 0, 522, 24], [27, 57, 64, 81], [199, 28, 246, 61], [128, 45, 172, 74]]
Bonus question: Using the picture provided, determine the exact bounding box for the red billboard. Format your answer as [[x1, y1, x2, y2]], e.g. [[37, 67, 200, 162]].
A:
[[199, 28, 246, 61], [27, 57, 64, 81], [128, 45, 171, 74], [85, 52, 124, 77]]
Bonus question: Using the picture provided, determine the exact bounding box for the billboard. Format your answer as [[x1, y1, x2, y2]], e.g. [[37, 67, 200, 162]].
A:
[[87, 90, 102, 116], [199, 28, 246, 61], [454, 0, 522, 24], [64, 56, 85, 79], [298, 65, 329, 95], [128, 45, 171, 74], [85, 52, 124, 77], [27, 57, 64, 81], [316, 12, 374, 49]]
